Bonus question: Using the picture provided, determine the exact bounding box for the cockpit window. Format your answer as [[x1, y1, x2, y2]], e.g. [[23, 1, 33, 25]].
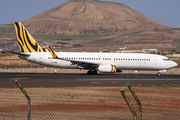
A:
[[163, 58, 170, 61]]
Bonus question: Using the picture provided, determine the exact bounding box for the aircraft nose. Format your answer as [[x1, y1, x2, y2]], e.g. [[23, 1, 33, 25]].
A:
[[171, 61, 177, 68]]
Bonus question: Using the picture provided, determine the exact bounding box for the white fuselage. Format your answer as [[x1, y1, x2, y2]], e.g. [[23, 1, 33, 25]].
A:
[[19, 52, 177, 72]]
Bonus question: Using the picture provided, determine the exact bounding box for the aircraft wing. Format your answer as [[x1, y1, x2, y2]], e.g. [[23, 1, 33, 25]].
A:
[[48, 47, 99, 69]]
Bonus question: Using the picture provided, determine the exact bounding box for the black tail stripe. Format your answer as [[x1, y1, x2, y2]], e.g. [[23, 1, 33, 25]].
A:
[[43, 48, 46, 52], [22, 26, 31, 52], [18, 41, 24, 52], [15, 22, 24, 46], [25, 30, 38, 52]]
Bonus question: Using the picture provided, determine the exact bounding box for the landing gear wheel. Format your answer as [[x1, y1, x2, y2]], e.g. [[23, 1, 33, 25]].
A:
[[92, 70, 97, 75], [87, 71, 92, 75], [87, 70, 97, 75], [157, 72, 161, 76]]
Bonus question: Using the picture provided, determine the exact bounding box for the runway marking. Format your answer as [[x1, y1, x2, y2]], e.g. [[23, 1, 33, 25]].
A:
[[91, 82, 103, 84], [77, 79, 180, 81], [9, 78, 29, 80]]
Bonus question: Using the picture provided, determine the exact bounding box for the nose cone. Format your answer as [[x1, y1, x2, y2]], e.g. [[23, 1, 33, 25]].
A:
[[171, 61, 178, 68]]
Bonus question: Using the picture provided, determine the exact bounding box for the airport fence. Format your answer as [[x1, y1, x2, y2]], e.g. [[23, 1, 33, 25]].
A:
[[0, 84, 180, 120], [1, 100, 180, 120]]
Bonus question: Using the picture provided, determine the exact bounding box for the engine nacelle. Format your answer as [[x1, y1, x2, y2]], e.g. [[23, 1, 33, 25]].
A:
[[98, 64, 116, 73]]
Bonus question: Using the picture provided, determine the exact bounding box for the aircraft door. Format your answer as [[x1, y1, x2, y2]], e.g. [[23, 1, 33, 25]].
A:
[[39, 54, 43, 63], [154, 56, 158, 65]]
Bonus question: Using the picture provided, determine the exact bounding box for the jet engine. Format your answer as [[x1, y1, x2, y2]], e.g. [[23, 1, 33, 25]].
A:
[[98, 64, 116, 73]]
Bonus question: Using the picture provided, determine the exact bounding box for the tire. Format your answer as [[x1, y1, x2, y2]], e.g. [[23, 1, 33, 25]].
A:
[[92, 70, 97, 75], [157, 73, 161, 76], [87, 71, 91, 75]]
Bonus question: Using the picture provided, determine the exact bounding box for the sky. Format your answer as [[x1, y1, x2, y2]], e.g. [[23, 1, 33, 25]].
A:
[[0, 0, 180, 28]]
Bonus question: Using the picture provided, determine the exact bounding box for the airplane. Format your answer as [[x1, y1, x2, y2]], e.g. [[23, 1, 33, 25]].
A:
[[11, 22, 177, 76]]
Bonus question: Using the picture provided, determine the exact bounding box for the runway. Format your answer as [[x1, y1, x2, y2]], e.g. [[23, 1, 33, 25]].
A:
[[0, 73, 180, 87]]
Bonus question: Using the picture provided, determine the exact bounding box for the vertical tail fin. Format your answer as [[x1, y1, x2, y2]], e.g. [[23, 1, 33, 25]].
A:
[[14, 22, 49, 53]]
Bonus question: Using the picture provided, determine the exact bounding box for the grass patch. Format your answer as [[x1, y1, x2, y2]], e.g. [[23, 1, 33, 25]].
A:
[[171, 42, 180, 45], [81, 85, 92, 87], [33, 33, 118, 42], [173, 28, 180, 31], [137, 84, 143, 87], [120, 33, 132, 36], [0, 27, 6, 33], [151, 85, 158, 87], [162, 84, 180, 87], [66, 94, 75, 98], [70, 95, 75, 98], [100, 100, 105, 103], [1, 51, 6, 54], [133, 30, 143, 35], [170, 84, 178, 87], [162, 84, 169, 87]]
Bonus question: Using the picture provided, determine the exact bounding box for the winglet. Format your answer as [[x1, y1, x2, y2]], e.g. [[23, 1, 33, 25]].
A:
[[48, 47, 58, 59]]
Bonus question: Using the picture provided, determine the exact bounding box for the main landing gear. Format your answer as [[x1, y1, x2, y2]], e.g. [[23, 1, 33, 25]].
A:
[[87, 70, 97, 75]]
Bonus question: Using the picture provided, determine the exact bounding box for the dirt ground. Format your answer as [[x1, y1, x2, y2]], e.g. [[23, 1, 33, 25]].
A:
[[1, 87, 180, 110]]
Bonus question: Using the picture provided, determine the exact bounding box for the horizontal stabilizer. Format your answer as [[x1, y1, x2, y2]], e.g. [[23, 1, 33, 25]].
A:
[[6, 51, 30, 56]]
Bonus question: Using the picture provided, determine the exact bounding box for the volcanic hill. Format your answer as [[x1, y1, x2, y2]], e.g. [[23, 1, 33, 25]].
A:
[[22, 0, 167, 35], [0, 0, 180, 52]]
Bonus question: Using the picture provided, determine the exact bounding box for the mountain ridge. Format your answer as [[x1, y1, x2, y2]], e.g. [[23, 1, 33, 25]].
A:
[[22, 0, 166, 35]]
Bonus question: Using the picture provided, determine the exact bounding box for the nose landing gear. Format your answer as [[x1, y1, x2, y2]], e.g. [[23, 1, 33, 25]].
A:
[[157, 70, 166, 76], [157, 72, 161, 76]]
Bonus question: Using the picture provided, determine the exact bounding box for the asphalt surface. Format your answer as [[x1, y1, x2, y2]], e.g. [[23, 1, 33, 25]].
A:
[[0, 73, 180, 87]]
